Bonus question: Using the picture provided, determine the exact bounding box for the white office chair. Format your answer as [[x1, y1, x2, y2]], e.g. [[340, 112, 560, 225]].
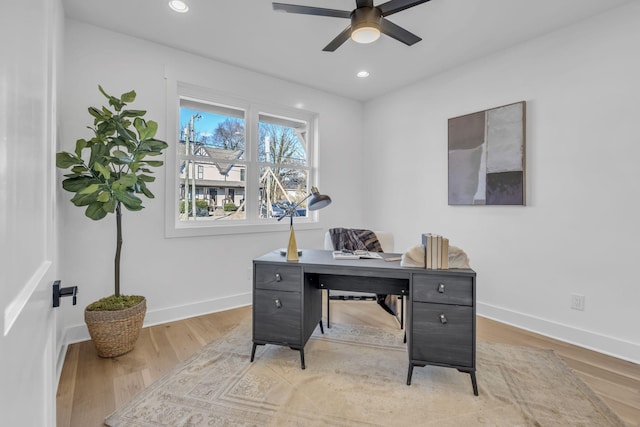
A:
[[323, 230, 404, 329]]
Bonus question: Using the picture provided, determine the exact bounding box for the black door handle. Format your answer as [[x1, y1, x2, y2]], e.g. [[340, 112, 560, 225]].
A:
[[53, 280, 78, 307]]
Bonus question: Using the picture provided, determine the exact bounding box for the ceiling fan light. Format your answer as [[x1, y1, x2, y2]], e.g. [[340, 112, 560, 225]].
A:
[[351, 26, 380, 44]]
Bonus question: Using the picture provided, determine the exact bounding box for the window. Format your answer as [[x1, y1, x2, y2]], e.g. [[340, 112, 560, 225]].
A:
[[167, 83, 318, 236]]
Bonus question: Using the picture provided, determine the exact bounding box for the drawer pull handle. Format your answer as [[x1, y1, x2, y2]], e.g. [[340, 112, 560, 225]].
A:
[[274, 298, 282, 309], [275, 273, 282, 282], [438, 283, 446, 293], [439, 313, 447, 324]]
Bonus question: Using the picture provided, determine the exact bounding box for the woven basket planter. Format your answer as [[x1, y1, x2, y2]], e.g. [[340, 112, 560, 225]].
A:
[[85, 298, 146, 358]]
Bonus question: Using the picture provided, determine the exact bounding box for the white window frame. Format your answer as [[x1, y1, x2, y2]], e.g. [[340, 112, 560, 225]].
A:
[[164, 81, 321, 238]]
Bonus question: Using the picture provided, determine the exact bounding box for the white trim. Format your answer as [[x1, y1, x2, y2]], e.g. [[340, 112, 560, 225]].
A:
[[3, 260, 52, 336], [63, 292, 252, 344], [477, 301, 640, 364], [164, 75, 322, 239]]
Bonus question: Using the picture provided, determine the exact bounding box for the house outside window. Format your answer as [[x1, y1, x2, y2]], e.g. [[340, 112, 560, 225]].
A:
[[169, 83, 318, 235]]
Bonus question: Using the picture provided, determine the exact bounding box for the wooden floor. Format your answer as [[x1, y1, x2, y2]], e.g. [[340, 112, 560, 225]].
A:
[[56, 301, 639, 426]]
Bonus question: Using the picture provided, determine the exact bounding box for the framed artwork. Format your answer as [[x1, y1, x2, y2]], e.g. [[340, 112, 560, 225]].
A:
[[448, 101, 526, 205]]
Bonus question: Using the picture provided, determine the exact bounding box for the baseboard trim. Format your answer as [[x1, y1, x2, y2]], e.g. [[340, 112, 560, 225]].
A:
[[63, 292, 252, 345], [477, 302, 639, 364]]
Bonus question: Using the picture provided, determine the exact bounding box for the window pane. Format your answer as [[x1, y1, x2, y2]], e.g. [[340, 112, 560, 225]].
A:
[[259, 167, 308, 219], [258, 114, 307, 166], [179, 163, 246, 221], [180, 100, 245, 157], [178, 99, 246, 221]]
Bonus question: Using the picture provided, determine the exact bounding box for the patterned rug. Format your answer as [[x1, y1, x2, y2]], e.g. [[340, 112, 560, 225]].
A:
[[105, 318, 625, 426]]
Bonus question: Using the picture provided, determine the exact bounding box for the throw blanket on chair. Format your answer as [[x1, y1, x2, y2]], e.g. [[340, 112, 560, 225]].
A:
[[328, 228, 396, 316], [329, 228, 383, 253]]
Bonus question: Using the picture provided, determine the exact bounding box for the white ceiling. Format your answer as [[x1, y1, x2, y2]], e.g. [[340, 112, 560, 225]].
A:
[[62, 0, 631, 101]]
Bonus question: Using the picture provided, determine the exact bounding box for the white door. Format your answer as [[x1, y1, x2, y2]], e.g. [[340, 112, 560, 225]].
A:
[[0, 0, 63, 425]]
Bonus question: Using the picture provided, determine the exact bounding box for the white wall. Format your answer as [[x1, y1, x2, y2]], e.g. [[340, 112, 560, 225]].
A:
[[60, 20, 364, 340], [363, 2, 640, 362]]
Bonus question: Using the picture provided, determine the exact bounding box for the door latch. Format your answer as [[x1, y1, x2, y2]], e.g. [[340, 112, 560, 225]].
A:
[[52, 280, 78, 307]]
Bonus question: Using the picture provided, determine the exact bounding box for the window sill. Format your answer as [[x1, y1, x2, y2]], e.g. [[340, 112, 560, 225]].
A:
[[164, 218, 323, 238]]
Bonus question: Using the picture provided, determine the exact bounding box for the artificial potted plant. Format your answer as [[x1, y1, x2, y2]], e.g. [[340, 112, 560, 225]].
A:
[[57, 86, 168, 357]]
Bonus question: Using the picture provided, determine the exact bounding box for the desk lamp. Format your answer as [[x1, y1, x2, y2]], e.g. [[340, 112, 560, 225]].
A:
[[277, 186, 331, 261]]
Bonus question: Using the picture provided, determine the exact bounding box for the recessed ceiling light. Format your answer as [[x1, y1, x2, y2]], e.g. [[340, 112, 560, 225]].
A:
[[357, 71, 370, 78], [169, 0, 189, 13]]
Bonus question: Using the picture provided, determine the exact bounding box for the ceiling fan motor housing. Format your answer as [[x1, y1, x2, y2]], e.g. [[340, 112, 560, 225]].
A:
[[351, 7, 382, 32]]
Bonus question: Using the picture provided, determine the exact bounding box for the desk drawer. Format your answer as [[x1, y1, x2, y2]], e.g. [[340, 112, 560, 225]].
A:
[[411, 302, 473, 367], [413, 274, 473, 306], [253, 289, 301, 345], [255, 264, 302, 292]]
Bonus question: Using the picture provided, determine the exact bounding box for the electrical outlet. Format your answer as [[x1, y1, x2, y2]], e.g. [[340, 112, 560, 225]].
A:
[[570, 294, 585, 311]]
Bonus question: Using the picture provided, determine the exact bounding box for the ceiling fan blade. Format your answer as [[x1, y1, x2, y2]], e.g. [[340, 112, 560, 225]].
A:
[[322, 26, 353, 52], [379, 18, 422, 45], [356, 0, 374, 8], [273, 3, 351, 19], [377, 0, 431, 17]]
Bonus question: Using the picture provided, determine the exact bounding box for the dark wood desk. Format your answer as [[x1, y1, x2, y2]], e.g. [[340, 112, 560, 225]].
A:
[[250, 249, 478, 395]]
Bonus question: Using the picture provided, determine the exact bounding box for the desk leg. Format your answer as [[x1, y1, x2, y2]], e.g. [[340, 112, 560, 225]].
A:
[[250, 343, 258, 362], [300, 349, 306, 369], [457, 369, 479, 396], [470, 371, 478, 396], [326, 289, 331, 328], [406, 364, 414, 385], [319, 320, 324, 334]]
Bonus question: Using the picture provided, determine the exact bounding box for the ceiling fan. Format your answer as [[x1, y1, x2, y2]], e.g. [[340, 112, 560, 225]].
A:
[[273, 0, 432, 51]]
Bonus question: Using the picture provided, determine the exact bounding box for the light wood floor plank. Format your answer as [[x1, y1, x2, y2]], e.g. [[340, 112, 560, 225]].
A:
[[56, 303, 639, 427]]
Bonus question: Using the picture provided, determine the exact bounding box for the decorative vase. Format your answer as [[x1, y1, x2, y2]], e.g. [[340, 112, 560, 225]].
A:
[[84, 298, 146, 358]]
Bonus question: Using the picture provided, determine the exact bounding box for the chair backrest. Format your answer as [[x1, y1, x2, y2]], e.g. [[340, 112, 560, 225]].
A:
[[324, 230, 394, 253]]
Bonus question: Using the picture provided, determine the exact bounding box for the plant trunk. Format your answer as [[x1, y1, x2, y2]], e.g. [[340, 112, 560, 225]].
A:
[[115, 201, 122, 297]]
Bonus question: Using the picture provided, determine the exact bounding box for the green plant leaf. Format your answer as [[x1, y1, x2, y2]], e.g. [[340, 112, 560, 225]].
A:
[[93, 162, 111, 180], [101, 106, 113, 119], [56, 152, 83, 169], [89, 143, 108, 168], [115, 173, 137, 187], [74, 139, 88, 157], [112, 150, 132, 164], [71, 165, 88, 173], [97, 191, 111, 202], [144, 160, 164, 167], [120, 90, 136, 103], [62, 176, 101, 193], [140, 185, 154, 199], [71, 190, 99, 207], [137, 174, 155, 182], [134, 117, 157, 141], [139, 139, 167, 153], [104, 197, 116, 213], [99, 85, 123, 111], [85, 201, 108, 220], [114, 121, 136, 142], [120, 109, 146, 118], [113, 189, 143, 211], [79, 183, 100, 195], [88, 107, 104, 120]]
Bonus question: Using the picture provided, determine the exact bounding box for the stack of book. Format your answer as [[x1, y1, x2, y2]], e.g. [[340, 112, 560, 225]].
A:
[[421, 233, 449, 269]]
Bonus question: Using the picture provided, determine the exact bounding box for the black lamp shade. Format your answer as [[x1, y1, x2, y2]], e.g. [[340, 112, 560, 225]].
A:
[[308, 186, 332, 211], [308, 193, 332, 211]]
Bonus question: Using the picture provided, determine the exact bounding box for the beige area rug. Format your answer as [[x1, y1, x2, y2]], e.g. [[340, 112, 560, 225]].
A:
[[105, 318, 625, 426]]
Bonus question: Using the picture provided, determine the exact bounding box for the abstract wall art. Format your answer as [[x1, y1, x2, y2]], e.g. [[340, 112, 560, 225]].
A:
[[448, 101, 526, 205]]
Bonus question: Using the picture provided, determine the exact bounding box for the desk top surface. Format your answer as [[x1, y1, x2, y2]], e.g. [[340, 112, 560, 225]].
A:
[[254, 249, 475, 278]]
